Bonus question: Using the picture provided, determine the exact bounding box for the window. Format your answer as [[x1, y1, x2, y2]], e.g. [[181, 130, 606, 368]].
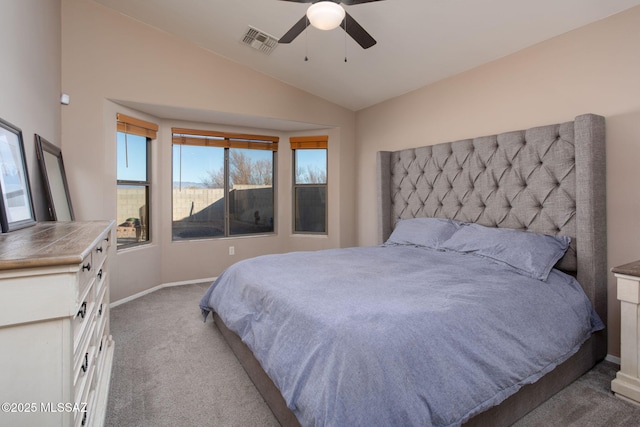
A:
[[172, 128, 277, 240], [291, 136, 328, 234], [116, 114, 157, 248]]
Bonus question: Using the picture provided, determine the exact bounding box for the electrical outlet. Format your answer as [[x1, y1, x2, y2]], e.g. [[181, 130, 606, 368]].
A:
[[229, 246, 235, 255]]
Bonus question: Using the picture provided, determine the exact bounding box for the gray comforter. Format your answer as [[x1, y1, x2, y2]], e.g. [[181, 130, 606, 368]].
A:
[[200, 245, 603, 427]]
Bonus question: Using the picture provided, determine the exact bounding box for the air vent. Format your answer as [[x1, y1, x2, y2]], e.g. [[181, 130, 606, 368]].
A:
[[241, 26, 278, 55]]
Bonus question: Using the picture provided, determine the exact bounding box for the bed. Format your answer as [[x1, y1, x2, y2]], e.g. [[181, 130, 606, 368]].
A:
[[200, 113, 607, 426]]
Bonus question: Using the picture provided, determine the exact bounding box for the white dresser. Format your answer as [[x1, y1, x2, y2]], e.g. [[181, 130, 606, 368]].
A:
[[0, 221, 115, 427]]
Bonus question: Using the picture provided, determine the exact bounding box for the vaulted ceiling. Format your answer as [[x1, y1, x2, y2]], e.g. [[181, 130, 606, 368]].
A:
[[94, 0, 640, 111]]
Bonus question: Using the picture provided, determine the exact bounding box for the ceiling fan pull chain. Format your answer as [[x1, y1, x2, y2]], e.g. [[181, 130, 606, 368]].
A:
[[344, 17, 348, 63], [305, 15, 309, 61]]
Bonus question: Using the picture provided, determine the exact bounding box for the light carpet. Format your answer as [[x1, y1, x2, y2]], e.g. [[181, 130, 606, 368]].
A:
[[106, 283, 640, 426]]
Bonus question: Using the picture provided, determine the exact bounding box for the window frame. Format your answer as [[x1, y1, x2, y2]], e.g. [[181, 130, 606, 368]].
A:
[[171, 128, 278, 241], [291, 136, 328, 235], [116, 114, 157, 250]]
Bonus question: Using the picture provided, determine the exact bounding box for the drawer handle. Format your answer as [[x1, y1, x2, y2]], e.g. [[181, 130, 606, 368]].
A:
[[97, 269, 103, 279], [81, 352, 89, 373], [81, 411, 87, 426], [105, 236, 110, 243], [77, 302, 87, 319], [96, 246, 103, 253], [82, 262, 91, 272], [98, 303, 103, 316], [99, 338, 103, 352]]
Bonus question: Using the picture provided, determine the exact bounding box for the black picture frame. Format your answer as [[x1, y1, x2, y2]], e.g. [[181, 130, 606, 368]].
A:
[[0, 118, 36, 232], [35, 134, 74, 221]]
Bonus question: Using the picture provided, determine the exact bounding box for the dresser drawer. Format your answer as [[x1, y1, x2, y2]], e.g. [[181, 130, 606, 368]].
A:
[[78, 389, 96, 427], [93, 238, 108, 272], [73, 283, 95, 356], [73, 314, 95, 390], [95, 284, 107, 328], [74, 357, 96, 427], [94, 259, 108, 297], [77, 252, 94, 305]]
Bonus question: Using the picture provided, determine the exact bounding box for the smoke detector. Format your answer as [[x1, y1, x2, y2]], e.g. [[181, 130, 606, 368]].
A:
[[241, 26, 278, 55]]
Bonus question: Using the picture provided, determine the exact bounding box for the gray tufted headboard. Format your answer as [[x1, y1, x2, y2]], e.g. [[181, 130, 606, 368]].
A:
[[377, 113, 606, 358]]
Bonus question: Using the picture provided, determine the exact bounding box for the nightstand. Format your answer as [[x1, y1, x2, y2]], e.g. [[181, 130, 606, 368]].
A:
[[611, 260, 640, 405]]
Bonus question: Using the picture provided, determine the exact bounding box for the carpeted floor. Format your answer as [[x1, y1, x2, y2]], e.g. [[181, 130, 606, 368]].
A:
[[106, 283, 640, 427]]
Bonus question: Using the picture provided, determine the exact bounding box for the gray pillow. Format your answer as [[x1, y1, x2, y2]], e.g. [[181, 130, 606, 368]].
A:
[[439, 223, 570, 281], [386, 218, 461, 249]]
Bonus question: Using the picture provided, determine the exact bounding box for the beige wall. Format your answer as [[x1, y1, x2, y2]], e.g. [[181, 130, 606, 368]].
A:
[[0, 0, 61, 221], [5, 0, 634, 358], [355, 6, 640, 357], [61, 0, 357, 302]]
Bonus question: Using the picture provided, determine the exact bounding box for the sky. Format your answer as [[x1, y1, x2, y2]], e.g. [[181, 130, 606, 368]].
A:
[[172, 144, 224, 184], [117, 132, 327, 185]]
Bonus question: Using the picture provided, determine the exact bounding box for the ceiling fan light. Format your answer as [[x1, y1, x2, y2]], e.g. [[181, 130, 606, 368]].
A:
[[307, 2, 346, 31]]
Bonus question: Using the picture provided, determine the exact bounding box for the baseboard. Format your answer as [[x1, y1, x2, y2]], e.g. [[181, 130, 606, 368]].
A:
[[606, 354, 621, 365], [110, 277, 217, 308]]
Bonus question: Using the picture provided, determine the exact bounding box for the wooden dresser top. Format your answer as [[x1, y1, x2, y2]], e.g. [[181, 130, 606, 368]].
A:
[[612, 259, 640, 278], [0, 221, 114, 270]]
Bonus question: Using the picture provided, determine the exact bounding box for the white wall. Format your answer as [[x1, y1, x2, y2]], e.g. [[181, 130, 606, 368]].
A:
[[355, 6, 640, 357], [0, 0, 61, 221]]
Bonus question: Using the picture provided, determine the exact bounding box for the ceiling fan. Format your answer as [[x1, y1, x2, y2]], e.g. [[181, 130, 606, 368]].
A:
[[278, 0, 384, 50]]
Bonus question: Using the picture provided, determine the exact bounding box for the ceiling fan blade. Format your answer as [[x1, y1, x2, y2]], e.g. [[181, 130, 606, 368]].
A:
[[341, 0, 385, 5], [341, 11, 376, 49], [278, 16, 310, 44]]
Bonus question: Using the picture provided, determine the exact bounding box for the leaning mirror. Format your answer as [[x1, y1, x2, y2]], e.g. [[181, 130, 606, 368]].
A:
[[35, 135, 74, 221]]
